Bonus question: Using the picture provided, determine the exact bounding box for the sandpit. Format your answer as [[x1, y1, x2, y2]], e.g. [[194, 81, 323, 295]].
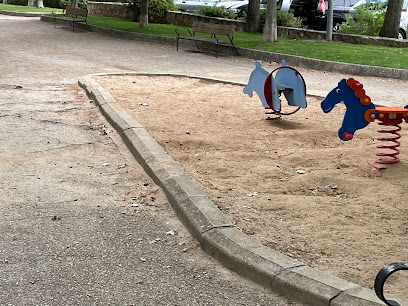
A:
[[94, 74, 408, 300]]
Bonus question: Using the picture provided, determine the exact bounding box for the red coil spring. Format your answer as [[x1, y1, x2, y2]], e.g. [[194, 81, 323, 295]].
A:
[[375, 120, 402, 165]]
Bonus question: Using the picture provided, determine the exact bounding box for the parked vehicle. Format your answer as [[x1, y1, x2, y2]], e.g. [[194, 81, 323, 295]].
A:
[[216, 0, 246, 9], [216, 0, 267, 17], [226, 2, 250, 17], [332, 0, 361, 30], [216, 0, 265, 9], [216, 0, 290, 17], [174, 0, 220, 13], [289, 0, 359, 30], [349, 0, 408, 39]]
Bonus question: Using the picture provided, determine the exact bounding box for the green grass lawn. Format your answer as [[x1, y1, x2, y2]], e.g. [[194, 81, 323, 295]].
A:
[[1, 4, 407, 69], [240, 37, 408, 69], [87, 16, 408, 69], [0, 3, 60, 13]]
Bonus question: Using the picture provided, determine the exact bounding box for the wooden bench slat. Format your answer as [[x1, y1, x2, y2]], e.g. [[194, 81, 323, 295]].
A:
[[65, 7, 87, 17], [192, 22, 235, 36], [175, 22, 239, 57]]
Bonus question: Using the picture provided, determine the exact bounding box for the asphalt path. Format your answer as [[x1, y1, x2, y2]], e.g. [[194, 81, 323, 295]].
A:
[[0, 15, 307, 306]]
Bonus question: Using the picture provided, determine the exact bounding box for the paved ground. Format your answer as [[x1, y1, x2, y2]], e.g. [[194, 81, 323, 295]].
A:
[[0, 15, 306, 306], [1, 14, 407, 305]]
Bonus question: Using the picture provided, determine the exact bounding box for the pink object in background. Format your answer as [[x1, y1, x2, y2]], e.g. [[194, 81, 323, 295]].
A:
[[317, 0, 326, 13]]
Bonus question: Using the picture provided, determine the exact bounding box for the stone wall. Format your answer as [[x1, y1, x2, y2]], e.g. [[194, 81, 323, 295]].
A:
[[87, 1, 133, 19], [278, 26, 408, 48]]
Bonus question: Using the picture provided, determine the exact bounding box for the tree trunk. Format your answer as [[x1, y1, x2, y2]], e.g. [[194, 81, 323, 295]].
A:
[[70, 0, 78, 8], [28, 0, 43, 6], [379, 0, 403, 38], [245, 0, 261, 33], [139, 0, 149, 28], [262, 0, 277, 42]]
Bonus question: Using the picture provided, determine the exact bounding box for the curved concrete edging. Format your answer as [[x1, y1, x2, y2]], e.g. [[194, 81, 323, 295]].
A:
[[78, 72, 392, 306]]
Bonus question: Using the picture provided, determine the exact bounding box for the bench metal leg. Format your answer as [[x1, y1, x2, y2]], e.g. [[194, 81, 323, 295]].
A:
[[228, 35, 240, 56], [193, 40, 200, 51], [232, 44, 239, 56], [68, 20, 75, 32], [85, 22, 92, 32]]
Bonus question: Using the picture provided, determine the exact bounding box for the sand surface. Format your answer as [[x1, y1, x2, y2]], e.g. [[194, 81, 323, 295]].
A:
[[95, 74, 408, 299]]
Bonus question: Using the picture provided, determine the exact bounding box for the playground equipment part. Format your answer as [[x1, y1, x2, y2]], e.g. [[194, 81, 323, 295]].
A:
[[321, 78, 408, 169], [243, 60, 307, 118], [374, 262, 408, 306]]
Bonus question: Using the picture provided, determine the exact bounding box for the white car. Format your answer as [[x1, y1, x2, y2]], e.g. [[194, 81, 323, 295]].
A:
[[216, 0, 266, 17], [174, 0, 220, 12], [215, 0, 291, 15], [349, 0, 408, 39], [216, 0, 250, 10]]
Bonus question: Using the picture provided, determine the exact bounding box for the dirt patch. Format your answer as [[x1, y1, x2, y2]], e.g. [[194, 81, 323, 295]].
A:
[[94, 74, 408, 299]]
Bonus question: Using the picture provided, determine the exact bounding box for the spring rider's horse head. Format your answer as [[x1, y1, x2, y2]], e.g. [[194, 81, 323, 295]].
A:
[[244, 60, 307, 117], [243, 61, 270, 108], [322, 77, 408, 168], [321, 78, 375, 141]]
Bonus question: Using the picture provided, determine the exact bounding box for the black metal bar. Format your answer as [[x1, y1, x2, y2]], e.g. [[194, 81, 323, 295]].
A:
[[374, 262, 408, 306], [228, 35, 239, 56]]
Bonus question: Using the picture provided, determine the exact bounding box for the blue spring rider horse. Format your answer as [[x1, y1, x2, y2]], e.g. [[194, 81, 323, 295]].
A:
[[322, 77, 408, 167], [321, 78, 376, 141], [243, 60, 307, 116]]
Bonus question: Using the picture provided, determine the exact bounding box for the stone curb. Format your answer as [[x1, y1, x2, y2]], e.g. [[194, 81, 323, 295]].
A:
[[78, 72, 402, 306], [0, 9, 45, 17], [41, 15, 408, 81]]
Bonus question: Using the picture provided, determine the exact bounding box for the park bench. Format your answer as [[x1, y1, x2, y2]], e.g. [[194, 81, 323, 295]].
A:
[[53, 7, 91, 32], [175, 22, 239, 58]]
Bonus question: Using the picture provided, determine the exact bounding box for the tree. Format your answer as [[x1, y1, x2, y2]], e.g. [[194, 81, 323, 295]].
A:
[[139, 0, 149, 28], [246, 0, 261, 33], [27, 0, 43, 7], [379, 0, 403, 38], [70, 0, 78, 7], [262, 0, 277, 42]]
